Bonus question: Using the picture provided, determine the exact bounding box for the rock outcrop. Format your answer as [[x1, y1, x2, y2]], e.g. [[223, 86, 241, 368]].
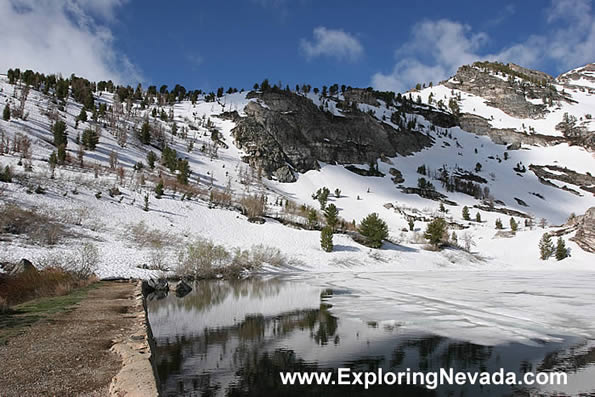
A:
[[569, 207, 595, 253], [231, 90, 432, 181], [445, 63, 560, 119], [459, 114, 563, 147]]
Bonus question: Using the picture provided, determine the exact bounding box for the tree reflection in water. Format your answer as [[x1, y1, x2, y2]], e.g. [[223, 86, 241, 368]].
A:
[[147, 278, 588, 396]]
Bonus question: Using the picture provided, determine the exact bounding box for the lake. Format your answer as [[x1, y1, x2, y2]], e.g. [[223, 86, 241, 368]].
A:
[[146, 273, 595, 396]]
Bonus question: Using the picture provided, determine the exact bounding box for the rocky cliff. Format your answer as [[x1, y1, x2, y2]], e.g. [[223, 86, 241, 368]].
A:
[[231, 90, 432, 182]]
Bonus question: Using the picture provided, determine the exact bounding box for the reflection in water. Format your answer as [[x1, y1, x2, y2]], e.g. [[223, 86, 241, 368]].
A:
[[146, 278, 595, 396]]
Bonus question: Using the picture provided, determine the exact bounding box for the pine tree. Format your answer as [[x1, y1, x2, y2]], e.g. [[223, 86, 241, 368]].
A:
[[510, 217, 518, 232], [140, 121, 151, 145], [539, 233, 554, 260], [334, 188, 341, 198], [320, 226, 334, 252], [177, 159, 191, 185], [3, 104, 10, 121], [462, 206, 470, 220], [359, 213, 389, 248], [407, 217, 415, 231], [146, 151, 156, 169], [82, 128, 99, 150], [324, 203, 339, 231], [307, 208, 318, 230], [143, 194, 149, 212], [155, 180, 164, 198], [495, 218, 503, 229], [52, 120, 67, 147], [77, 108, 87, 122], [57, 144, 67, 165], [424, 217, 448, 249], [555, 237, 568, 260], [475, 212, 481, 222]]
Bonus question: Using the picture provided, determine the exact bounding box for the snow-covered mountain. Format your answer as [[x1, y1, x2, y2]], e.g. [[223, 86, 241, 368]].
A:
[[0, 61, 593, 281]]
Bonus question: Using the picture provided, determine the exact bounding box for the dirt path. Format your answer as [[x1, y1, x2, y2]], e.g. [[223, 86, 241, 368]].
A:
[[0, 281, 149, 396]]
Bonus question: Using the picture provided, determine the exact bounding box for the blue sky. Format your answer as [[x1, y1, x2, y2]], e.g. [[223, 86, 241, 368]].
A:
[[1, 0, 594, 93]]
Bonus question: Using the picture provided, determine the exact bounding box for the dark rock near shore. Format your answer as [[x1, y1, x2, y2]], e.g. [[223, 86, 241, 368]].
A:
[[174, 280, 193, 298], [142, 278, 169, 296]]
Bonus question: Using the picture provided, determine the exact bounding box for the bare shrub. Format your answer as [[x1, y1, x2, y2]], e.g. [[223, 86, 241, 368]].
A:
[[76, 243, 100, 279], [209, 188, 232, 207], [240, 194, 265, 218], [177, 241, 296, 279], [177, 238, 230, 279], [59, 208, 90, 226], [127, 221, 172, 248], [0, 204, 66, 245], [410, 231, 427, 244], [148, 248, 169, 271]]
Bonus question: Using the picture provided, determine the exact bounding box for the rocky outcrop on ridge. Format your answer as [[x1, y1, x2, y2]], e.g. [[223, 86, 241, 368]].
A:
[[231, 90, 433, 182]]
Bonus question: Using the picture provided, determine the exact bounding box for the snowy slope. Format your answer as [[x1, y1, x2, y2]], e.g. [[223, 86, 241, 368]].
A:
[[0, 65, 593, 283]]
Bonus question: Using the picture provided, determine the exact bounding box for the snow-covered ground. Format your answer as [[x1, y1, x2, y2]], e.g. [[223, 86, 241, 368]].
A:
[[1, 70, 593, 279]]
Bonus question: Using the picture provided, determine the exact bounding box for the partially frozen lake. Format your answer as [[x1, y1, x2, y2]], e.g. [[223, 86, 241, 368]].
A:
[[147, 272, 595, 396]]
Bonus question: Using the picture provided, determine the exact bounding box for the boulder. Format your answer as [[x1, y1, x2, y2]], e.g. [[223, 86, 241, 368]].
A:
[[273, 165, 296, 183], [142, 278, 169, 296], [388, 168, 404, 184], [4, 258, 38, 276]]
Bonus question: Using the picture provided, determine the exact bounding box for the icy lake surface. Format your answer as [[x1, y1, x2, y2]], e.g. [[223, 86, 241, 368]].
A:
[[147, 272, 595, 396]]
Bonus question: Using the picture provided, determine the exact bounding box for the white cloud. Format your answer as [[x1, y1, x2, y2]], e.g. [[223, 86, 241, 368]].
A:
[[372, 0, 595, 93], [300, 27, 363, 62], [0, 0, 141, 84]]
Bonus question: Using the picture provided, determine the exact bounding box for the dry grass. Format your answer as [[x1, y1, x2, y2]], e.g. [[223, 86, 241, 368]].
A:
[[0, 267, 97, 307]]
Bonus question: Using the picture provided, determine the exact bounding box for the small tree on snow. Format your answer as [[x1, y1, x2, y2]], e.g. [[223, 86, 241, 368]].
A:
[[359, 213, 388, 248], [324, 204, 339, 231], [555, 237, 568, 260], [155, 180, 164, 198], [495, 218, 503, 229], [320, 226, 334, 252], [424, 217, 448, 249], [462, 206, 470, 221], [539, 233, 554, 260], [510, 217, 518, 232]]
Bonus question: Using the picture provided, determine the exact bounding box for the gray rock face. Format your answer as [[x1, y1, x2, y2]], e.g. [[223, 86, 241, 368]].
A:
[[231, 90, 432, 179], [343, 88, 379, 107], [445, 63, 560, 119], [529, 165, 595, 195], [273, 165, 296, 183], [570, 207, 595, 253], [459, 114, 563, 147]]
